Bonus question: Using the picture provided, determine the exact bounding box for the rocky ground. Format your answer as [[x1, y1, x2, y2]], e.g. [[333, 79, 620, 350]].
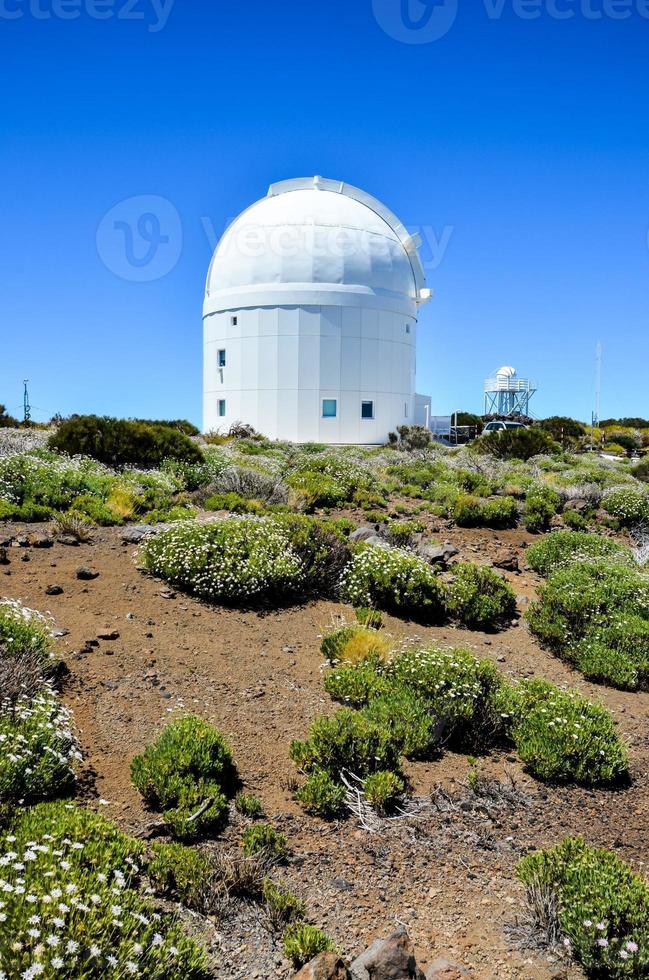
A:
[[1, 515, 648, 979]]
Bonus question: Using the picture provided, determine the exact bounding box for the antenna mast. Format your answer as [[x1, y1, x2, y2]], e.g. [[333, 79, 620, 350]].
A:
[[592, 343, 602, 428], [23, 380, 31, 424]]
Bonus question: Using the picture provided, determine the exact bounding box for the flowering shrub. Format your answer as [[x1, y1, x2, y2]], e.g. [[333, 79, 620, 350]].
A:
[[286, 455, 376, 510], [130, 717, 236, 841], [526, 530, 630, 577], [139, 517, 304, 604], [447, 563, 517, 631], [517, 837, 649, 977], [0, 427, 49, 458], [387, 646, 504, 746], [527, 563, 649, 689], [0, 801, 208, 978], [453, 494, 518, 529], [0, 599, 56, 670], [0, 687, 81, 804], [523, 485, 561, 533], [324, 655, 389, 707], [498, 679, 628, 785], [341, 545, 449, 623], [603, 486, 649, 527]]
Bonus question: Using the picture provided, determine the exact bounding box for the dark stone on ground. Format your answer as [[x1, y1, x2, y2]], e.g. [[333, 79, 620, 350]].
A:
[[45, 584, 63, 595], [76, 565, 99, 580]]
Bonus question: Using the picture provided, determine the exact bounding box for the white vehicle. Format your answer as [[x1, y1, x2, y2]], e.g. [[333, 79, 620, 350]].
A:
[[482, 420, 528, 433]]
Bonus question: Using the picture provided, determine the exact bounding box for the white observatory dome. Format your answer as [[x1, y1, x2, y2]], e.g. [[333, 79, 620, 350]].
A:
[[496, 365, 517, 378], [205, 176, 429, 318]]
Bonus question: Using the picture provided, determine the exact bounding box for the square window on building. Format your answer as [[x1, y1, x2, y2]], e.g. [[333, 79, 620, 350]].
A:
[[218, 399, 226, 417], [361, 400, 374, 420], [217, 349, 226, 368], [231, 315, 238, 326], [322, 398, 337, 419]]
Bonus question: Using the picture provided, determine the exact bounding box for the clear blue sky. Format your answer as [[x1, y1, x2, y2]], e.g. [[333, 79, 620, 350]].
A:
[[2, 0, 649, 425]]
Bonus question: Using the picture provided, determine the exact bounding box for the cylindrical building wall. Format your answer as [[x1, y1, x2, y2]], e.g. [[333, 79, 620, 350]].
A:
[[204, 304, 416, 444]]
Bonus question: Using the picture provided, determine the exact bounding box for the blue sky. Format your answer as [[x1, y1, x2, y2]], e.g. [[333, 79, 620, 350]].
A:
[[1, 0, 648, 425]]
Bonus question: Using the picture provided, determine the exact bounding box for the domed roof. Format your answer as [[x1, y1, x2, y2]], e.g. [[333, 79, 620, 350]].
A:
[[204, 176, 430, 317]]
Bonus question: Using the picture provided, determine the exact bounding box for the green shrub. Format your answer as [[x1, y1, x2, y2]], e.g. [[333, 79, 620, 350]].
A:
[[283, 923, 336, 969], [262, 878, 307, 931], [517, 837, 649, 976], [0, 686, 81, 803], [447, 563, 517, 630], [0, 801, 208, 978], [139, 517, 305, 604], [289, 708, 402, 780], [295, 767, 347, 819], [148, 841, 215, 910], [361, 684, 440, 759], [242, 823, 288, 861], [473, 427, 561, 460], [142, 504, 197, 525], [453, 494, 518, 529], [354, 606, 384, 629], [324, 656, 389, 707], [523, 486, 561, 533], [341, 545, 449, 623], [526, 530, 630, 576], [49, 414, 203, 468], [130, 717, 236, 840], [385, 518, 425, 546], [235, 792, 264, 818], [203, 491, 267, 514], [602, 486, 649, 526], [527, 563, 649, 689], [0, 597, 56, 669], [69, 491, 125, 525], [363, 770, 405, 812], [320, 623, 390, 666], [562, 509, 589, 530], [499, 679, 628, 785], [388, 646, 504, 747]]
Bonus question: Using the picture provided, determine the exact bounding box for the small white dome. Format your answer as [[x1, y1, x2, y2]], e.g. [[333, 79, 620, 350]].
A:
[[496, 365, 516, 378], [204, 177, 428, 317]]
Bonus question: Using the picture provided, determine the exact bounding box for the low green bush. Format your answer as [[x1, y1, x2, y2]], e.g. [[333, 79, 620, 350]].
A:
[[262, 879, 306, 931], [49, 414, 203, 468], [602, 486, 649, 526], [320, 623, 390, 666], [130, 717, 236, 840], [447, 563, 517, 630], [363, 770, 405, 812], [473, 426, 561, 460], [147, 841, 215, 910], [527, 563, 649, 689], [526, 530, 631, 576], [289, 708, 402, 781], [295, 767, 347, 819], [203, 491, 268, 514], [0, 801, 208, 978], [453, 494, 518, 529], [388, 646, 504, 747], [242, 823, 288, 861], [283, 923, 336, 969], [385, 518, 425, 546], [499, 679, 628, 785], [562, 509, 589, 530], [341, 545, 449, 623], [142, 504, 197, 525], [523, 486, 561, 533], [324, 656, 389, 707], [0, 597, 56, 669], [517, 837, 649, 976], [361, 684, 440, 759], [354, 606, 384, 629], [235, 792, 264, 818], [0, 686, 81, 803]]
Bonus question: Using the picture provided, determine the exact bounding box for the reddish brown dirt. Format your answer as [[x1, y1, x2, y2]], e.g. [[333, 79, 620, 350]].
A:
[[2, 520, 648, 979]]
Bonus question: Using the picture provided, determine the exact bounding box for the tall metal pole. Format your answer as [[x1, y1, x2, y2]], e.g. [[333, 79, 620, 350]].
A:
[[23, 380, 31, 424], [593, 342, 602, 429]]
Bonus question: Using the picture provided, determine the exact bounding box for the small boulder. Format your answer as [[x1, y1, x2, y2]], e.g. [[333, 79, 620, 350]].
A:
[[27, 532, 52, 548], [76, 566, 99, 580], [419, 543, 458, 567], [121, 525, 157, 544], [425, 958, 469, 980], [492, 548, 519, 572], [57, 534, 80, 546], [294, 953, 351, 980], [350, 926, 422, 980], [97, 629, 120, 641], [350, 527, 381, 543], [563, 498, 589, 513], [45, 584, 63, 595], [0, 547, 9, 565]]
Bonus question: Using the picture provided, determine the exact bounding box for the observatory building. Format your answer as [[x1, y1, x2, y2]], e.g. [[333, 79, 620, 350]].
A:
[[203, 176, 432, 443], [484, 366, 537, 418]]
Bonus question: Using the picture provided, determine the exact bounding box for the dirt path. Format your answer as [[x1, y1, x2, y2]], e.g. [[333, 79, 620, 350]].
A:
[[3, 521, 648, 979]]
